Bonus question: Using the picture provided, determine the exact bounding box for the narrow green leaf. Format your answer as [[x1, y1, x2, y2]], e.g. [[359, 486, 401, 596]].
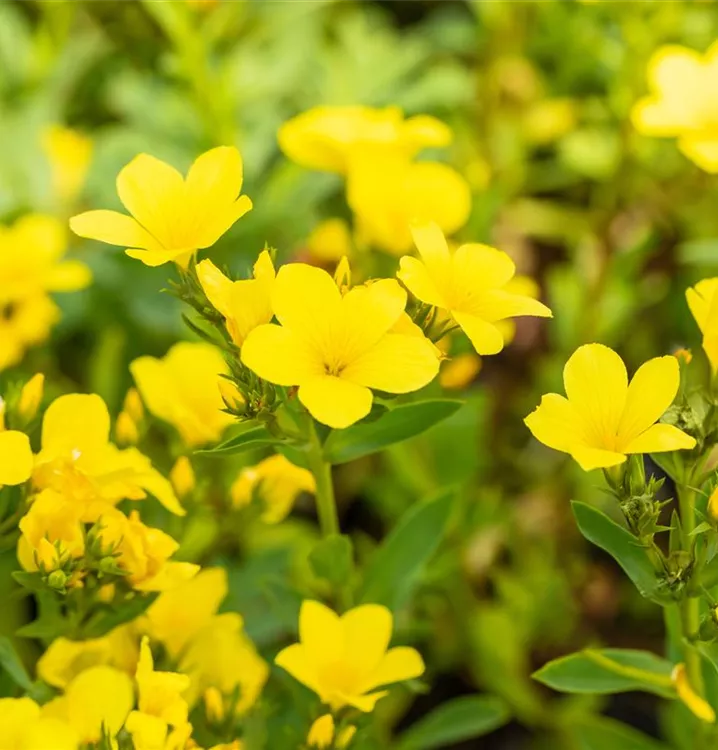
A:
[[396, 695, 511, 750], [571, 501, 667, 604], [194, 424, 279, 456], [0, 636, 32, 690], [533, 648, 675, 698], [570, 715, 671, 750], [323, 400, 463, 465], [359, 489, 454, 611]]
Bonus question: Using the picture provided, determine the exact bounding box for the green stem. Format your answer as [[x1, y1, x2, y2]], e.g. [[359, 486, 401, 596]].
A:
[[305, 418, 339, 538], [676, 483, 705, 701]]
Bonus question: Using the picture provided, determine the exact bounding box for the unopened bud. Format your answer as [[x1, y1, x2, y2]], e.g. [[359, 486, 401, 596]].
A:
[[218, 379, 244, 412], [170, 456, 195, 499], [115, 411, 139, 445], [18, 374, 44, 422], [204, 686, 225, 723], [123, 388, 144, 423], [333, 256, 351, 293], [46, 569, 68, 592]]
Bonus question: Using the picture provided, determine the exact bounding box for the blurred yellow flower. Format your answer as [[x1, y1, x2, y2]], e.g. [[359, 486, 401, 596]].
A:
[[170, 456, 196, 499], [525, 344, 696, 471], [307, 714, 356, 749], [398, 223, 551, 354], [686, 278, 718, 372], [197, 250, 275, 347], [42, 124, 93, 204], [18, 489, 85, 573], [306, 218, 353, 263], [523, 98, 577, 145], [0, 294, 59, 372], [632, 42, 718, 172], [672, 663, 716, 723], [17, 373, 44, 423], [231, 453, 315, 523], [33, 393, 184, 518], [0, 697, 79, 750], [279, 105, 451, 175], [276, 600, 425, 712], [145, 567, 228, 658], [440, 352, 481, 390], [242, 263, 439, 428], [95, 507, 199, 592], [70, 146, 252, 267], [349, 157, 471, 255], [131, 341, 235, 447], [0, 429, 33, 486]]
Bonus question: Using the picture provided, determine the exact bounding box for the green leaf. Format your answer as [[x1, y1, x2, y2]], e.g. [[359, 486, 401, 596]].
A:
[[194, 424, 280, 457], [533, 648, 675, 699], [396, 695, 511, 750], [308, 534, 354, 587], [0, 636, 32, 690], [323, 400, 463, 465], [571, 501, 668, 604], [359, 489, 454, 611], [11, 571, 45, 593], [16, 592, 68, 640], [570, 715, 671, 750]]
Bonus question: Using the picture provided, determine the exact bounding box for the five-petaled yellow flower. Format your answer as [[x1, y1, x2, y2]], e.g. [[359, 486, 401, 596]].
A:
[[70, 146, 252, 266], [632, 42, 718, 173], [241, 263, 440, 428], [398, 222, 552, 354], [524, 343, 696, 471], [275, 600, 425, 712], [686, 278, 718, 373]]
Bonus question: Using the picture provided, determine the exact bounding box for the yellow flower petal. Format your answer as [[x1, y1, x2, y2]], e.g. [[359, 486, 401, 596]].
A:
[[275, 643, 321, 695], [196, 258, 235, 319], [622, 424, 696, 455], [452, 243, 516, 290], [298, 375, 373, 428], [359, 646, 425, 694], [341, 604, 392, 678], [524, 393, 589, 455], [410, 221, 451, 274], [679, 134, 718, 174], [452, 312, 505, 355], [41, 393, 110, 457], [0, 431, 33, 485], [69, 210, 159, 250], [570, 446, 627, 472], [398, 255, 446, 307], [299, 600, 344, 666], [241, 325, 322, 385]]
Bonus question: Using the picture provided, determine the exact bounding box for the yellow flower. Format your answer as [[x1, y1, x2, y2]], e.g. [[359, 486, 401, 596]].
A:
[[306, 219, 353, 263], [398, 223, 552, 354], [672, 663, 716, 723], [349, 156, 471, 255], [42, 124, 93, 203], [440, 353, 482, 390], [37, 624, 139, 688], [524, 344, 696, 471], [196, 250, 275, 347], [95, 507, 199, 592], [0, 430, 33, 486], [307, 714, 357, 749], [632, 43, 718, 172], [126, 717, 192, 750], [276, 600, 425, 712], [241, 263, 440, 428], [145, 567, 228, 658], [17, 373, 44, 423], [231, 454, 315, 524], [686, 278, 718, 372], [179, 612, 269, 712], [170, 456, 196, 499], [17, 489, 85, 572], [0, 696, 79, 750], [70, 146, 252, 267], [0, 294, 59, 372], [131, 342, 235, 447], [278, 105, 451, 175], [33, 393, 184, 518]]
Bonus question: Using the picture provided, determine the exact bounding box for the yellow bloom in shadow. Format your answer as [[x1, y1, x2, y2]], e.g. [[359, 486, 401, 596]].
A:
[[686, 278, 718, 372], [275, 600, 425, 712], [131, 342, 235, 447], [398, 223, 551, 354], [231, 453, 315, 523], [70, 146, 252, 267], [632, 42, 718, 172], [525, 344, 696, 471], [241, 263, 440, 428], [197, 250, 275, 347]]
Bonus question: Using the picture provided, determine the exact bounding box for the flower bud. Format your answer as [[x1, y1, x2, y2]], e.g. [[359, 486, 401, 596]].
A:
[[218, 379, 244, 413], [46, 569, 68, 592], [204, 686, 225, 724], [123, 387, 144, 423], [115, 411, 139, 446], [18, 374, 44, 422], [170, 456, 195, 499]]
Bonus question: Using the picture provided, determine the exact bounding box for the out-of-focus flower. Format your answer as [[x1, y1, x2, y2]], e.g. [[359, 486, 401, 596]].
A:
[[0, 429, 33, 486], [440, 353, 482, 390], [524, 344, 696, 471], [349, 156, 471, 255], [33, 393, 184, 518], [115, 410, 140, 446], [632, 43, 718, 172], [276, 600, 424, 712], [0, 294, 59, 372], [17, 373, 44, 423], [279, 106, 451, 175], [131, 342, 235, 447], [70, 147, 252, 267], [307, 714, 356, 749], [686, 278, 718, 372], [18, 489, 85, 573], [523, 98, 577, 145], [197, 250, 275, 347], [231, 454, 315, 523], [124, 387, 145, 423], [94, 507, 198, 592], [242, 263, 439, 428], [170, 456, 196, 499], [672, 663, 716, 723], [145, 567, 228, 658], [306, 219, 353, 263], [42, 124, 93, 204], [0, 696, 79, 750], [398, 223, 551, 354]]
